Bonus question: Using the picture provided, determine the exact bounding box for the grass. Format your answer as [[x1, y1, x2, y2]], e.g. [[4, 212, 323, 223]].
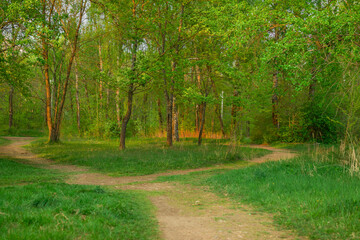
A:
[[29, 138, 270, 176], [0, 157, 64, 186], [0, 137, 10, 146], [0, 183, 159, 240], [205, 155, 360, 239]]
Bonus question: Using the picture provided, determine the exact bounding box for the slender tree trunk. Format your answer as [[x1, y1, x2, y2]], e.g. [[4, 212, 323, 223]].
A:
[[98, 40, 103, 102], [8, 86, 14, 129], [165, 89, 173, 146], [48, 0, 85, 143], [119, 84, 134, 150], [173, 96, 179, 141], [231, 90, 239, 140], [272, 72, 279, 128], [106, 88, 110, 119], [157, 98, 163, 132], [198, 102, 207, 146], [42, 2, 53, 142], [209, 66, 225, 137], [116, 88, 121, 127], [119, 37, 137, 150], [74, 57, 81, 134]]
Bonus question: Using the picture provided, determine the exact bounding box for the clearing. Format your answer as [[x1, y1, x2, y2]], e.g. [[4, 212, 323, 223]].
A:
[[0, 137, 303, 240]]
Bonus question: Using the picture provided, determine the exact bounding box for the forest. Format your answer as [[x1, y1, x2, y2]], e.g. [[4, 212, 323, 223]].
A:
[[1, 0, 360, 239]]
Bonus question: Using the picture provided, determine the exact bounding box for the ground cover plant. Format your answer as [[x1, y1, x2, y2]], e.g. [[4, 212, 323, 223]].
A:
[[205, 155, 360, 240], [0, 137, 10, 146], [29, 138, 270, 176], [0, 183, 158, 240], [0, 157, 64, 186]]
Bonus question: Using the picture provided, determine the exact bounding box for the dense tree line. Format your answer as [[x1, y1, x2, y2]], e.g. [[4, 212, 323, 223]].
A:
[[1, 0, 359, 149]]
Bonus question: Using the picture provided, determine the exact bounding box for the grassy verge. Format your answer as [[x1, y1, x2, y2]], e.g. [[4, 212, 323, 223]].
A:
[[0, 137, 10, 146], [0, 183, 158, 240], [0, 157, 64, 186], [205, 155, 360, 239], [29, 138, 270, 176]]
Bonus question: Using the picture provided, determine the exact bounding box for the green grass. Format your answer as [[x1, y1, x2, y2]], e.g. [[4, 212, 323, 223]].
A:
[[0, 183, 159, 240], [29, 138, 270, 176], [206, 155, 360, 239], [0, 157, 64, 186], [0, 137, 10, 146]]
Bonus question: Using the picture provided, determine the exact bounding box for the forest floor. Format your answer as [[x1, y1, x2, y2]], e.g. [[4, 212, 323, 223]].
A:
[[0, 137, 304, 240]]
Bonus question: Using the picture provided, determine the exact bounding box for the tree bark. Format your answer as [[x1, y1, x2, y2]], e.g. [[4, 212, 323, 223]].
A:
[[48, 0, 86, 143], [209, 66, 225, 137], [157, 98, 163, 131], [74, 57, 81, 134], [231, 90, 239, 140], [198, 102, 207, 146], [119, 84, 134, 150], [116, 88, 121, 127], [8, 86, 14, 129], [173, 96, 179, 141], [272, 71, 279, 128], [98, 39, 103, 102], [119, 36, 137, 150]]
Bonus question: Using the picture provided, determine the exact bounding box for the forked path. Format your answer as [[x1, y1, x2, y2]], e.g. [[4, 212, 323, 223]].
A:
[[0, 137, 304, 240]]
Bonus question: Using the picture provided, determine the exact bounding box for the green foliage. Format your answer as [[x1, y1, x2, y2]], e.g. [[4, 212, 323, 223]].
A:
[[207, 156, 360, 239], [0, 183, 159, 240], [29, 138, 270, 176]]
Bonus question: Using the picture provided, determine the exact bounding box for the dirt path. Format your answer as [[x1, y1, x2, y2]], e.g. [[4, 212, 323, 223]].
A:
[[0, 137, 303, 240]]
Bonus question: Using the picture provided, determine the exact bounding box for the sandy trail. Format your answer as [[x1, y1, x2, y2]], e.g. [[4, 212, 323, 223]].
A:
[[0, 137, 304, 240]]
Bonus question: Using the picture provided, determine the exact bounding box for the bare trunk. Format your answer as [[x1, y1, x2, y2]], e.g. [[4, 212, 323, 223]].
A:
[[119, 84, 134, 150], [98, 40, 103, 102], [75, 58, 81, 134], [8, 86, 14, 128], [48, 0, 85, 143], [231, 90, 239, 140], [142, 94, 148, 136], [106, 87, 110, 119], [119, 36, 137, 150], [272, 72, 279, 128], [198, 102, 207, 146], [165, 89, 173, 146], [209, 67, 225, 137], [116, 88, 121, 127], [157, 98, 163, 131], [173, 96, 179, 141]]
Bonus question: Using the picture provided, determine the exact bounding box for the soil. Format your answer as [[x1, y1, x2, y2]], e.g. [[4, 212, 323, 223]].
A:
[[0, 137, 305, 240]]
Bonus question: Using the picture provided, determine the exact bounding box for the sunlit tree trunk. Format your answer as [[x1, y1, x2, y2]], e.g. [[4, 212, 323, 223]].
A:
[[74, 57, 81, 134], [8, 86, 14, 129], [119, 38, 137, 150]]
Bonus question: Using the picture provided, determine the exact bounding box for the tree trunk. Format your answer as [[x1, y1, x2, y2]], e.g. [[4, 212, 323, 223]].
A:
[[209, 67, 225, 137], [74, 57, 81, 134], [165, 90, 173, 146], [173, 96, 179, 142], [119, 84, 134, 150], [157, 98, 163, 132], [116, 88, 121, 127], [198, 102, 207, 146], [231, 90, 239, 140], [272, 72, 279, 128], [98, 40, 103, 102], [47, 0, 85, 143], [8, 86, 14, 129], [119, 37, 137, 150]]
